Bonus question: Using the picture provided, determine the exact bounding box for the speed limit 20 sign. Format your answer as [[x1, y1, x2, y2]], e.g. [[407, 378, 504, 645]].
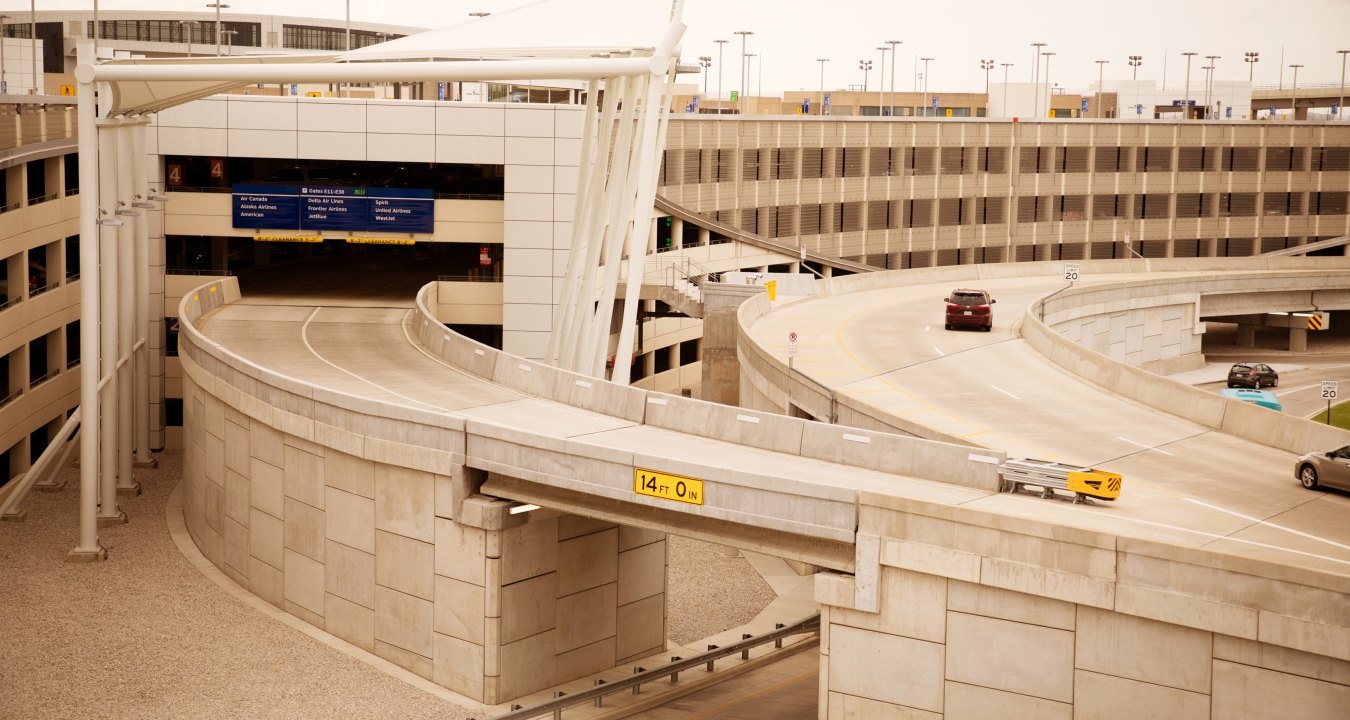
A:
[[1322, 380, 1339, 400], [1063, 263, 1080, 283]]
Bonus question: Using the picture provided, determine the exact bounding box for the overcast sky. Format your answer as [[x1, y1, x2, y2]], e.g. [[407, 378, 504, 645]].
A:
[[12, 0, 1350, 95]]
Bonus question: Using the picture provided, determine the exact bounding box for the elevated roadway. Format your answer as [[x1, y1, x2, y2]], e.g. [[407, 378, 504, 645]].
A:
[[176, 256, 1350, 713], [743, 262, 1350, 576]]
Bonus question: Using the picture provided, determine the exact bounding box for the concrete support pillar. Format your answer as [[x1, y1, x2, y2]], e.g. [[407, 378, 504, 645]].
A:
[[700, 282, 764, 407], [47, 238, 66, 289], [1237, 324, 1257, 348], [96, 122, 125, 527], [671, 217, 684, 249], [4, 164, 24, 209], [69, 40, 107, 562], [130, 121, 154, 467], [43, 156, 61, 199], [1289, 327, 1308, 352], [115, 122, 140, 494], [698, 227, 710, 246], [210, 236, 228, 274], [441, 498, 669, 704]]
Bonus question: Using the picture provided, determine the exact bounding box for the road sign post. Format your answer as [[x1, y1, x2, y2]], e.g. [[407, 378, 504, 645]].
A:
[[787, 331, 798, 412], [1323, 381, 1339, 425]]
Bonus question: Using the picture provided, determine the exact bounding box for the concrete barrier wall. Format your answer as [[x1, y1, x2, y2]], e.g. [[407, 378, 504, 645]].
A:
[[413, 284, 1002, 494], [816, 491, 1350, 719], [1024, 271, 1350, 455], [739, 258, 1350, 468]]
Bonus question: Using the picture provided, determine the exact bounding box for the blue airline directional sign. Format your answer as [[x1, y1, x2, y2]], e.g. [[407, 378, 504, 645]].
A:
[[231, 184, 435, 234], [368, 187, 435, 233]]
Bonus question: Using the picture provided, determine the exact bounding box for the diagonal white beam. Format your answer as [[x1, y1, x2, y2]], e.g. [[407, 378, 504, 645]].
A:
[[84, 57, 657, 85]]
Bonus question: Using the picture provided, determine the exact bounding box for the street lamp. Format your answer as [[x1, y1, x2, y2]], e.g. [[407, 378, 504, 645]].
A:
[[920, 57, 933, 116], [1128, 55, 1142, 80], [1000, 62, 1013, 117], [1290, 63, 1303, 120], [1337, 50, 1348, 121], [980, 58, 994, 96], [745, 53, 757, 102], [859, 58, 872, 94], [885, 40, 901, 117], [220, 29, 237, 56], [714, 39, 727, 113], [1041, 51, 1055, 117], [178, 20, 198, 57], [28, 0, 36, 94], [206, 2, 230, 57], [734, 30, 753, 114], [1095, 59, 1109, 117], [1205, 55, 1220, 118], [1201, 65, 1214, 119], [1181, 51, 1198, 119], [1244, 51, 1259, 82], [876, 46, 889, 116], [698, 56, 711, 98], [817, 58, 828, 115], [1031, 42, 1047, 117]]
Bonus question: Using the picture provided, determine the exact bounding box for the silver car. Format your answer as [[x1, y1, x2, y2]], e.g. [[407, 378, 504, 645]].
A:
[[1296, 446, 1350, 491]]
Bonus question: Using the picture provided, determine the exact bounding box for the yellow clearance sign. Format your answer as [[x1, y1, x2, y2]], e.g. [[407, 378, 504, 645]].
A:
[[634, 468, 704, 505], [1308, 312, 1325, 330]]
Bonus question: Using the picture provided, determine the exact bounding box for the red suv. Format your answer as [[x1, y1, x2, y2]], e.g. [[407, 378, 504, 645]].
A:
[[944, 288, 995, 331]]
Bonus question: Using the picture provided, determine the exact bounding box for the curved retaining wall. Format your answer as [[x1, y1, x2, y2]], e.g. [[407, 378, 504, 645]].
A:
[[738, 257, 1350, 457]]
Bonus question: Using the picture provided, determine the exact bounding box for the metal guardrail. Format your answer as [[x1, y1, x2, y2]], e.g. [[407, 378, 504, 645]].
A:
[[0, 388, 22, 409], [166, 268, 234, 276], [489, 613, 820, 720], [437, 272, 501, 283], [30, 368, 60, 388]]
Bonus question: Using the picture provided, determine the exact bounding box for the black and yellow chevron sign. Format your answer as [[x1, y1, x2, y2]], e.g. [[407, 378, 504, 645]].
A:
[[1308, 313, 1325, 331]]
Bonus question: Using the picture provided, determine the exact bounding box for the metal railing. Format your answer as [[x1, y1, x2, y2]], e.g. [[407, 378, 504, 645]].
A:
[[490, 613, 819, 720], [437, 271, 502, 283], [0, 296, 20, 312], [0, 388, 22, 409], [29, 367, 60, 388], [645, 255, 719, 289], [166, 268, 234, 276]]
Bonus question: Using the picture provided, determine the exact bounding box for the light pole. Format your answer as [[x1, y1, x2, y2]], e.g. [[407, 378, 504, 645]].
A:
[[876, 46, 888, 116], [1205, 55, 1220, 118], [28, 0, 36, 94], [206, 2, 229, 57], [859, 58, 872, 94], [1031, 42, 1047, 117], [698, 56, 711, 99], [920, 57, 933, 116], [734, 30, 752, 115], [345, 0, 350, 51], [1095, 59, 1108, 117], [1181, 51, 1197, 119], [1000, 62, 1013, 117], [885, 40, 901, 117], [1244, 51, 1259, 82], [1128, 55, 1142, 80], [980, 58, 994, 97], [714, 39, 727, 113], [817, 58, 828, 115], [178, 20, 198, 57], [221, 29, 237, 57], [745, 53, 757, 102], [1201, 65, 1214, 119], [0, 14, 9, 95], [1041, 52, 1055, 117], [1290, 63, 1303, 120], [1333, 49, 1344, 121]]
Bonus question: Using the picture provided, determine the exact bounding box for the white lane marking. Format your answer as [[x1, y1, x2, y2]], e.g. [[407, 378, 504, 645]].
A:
[[300, 307, 449, 413], [1184, 498, 1350, 552], [924, 325, 931, 332], [1115, 435, 1174, 456], [933, 346, 946, 357], [990, 385, 1021, 400], [1101, 513, 1350, 568]]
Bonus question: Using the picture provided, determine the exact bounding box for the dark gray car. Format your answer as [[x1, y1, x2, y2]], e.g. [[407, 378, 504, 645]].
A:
[[1296, 446, 1350, 491]]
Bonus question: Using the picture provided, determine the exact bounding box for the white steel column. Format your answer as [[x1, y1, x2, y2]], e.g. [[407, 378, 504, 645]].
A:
[[96, 118, 124, 525], [611, 32, 679, 385], [547, 77, 601, 368], [68, 42, 105, 561], [114, 121, 139, 494], [131, 121, 154, 467]]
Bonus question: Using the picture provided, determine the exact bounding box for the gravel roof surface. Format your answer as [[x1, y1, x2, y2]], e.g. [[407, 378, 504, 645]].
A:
[[0, 451, 777, 719]]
